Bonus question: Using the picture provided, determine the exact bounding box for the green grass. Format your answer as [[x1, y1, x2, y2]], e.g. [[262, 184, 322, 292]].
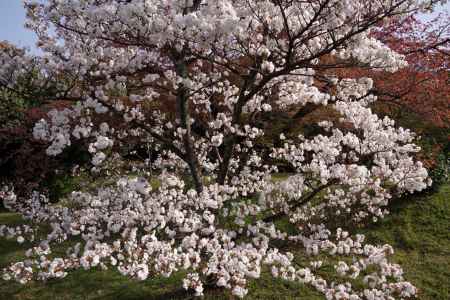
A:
[[362, 184, 450, 300], [0, 185, 449, 299]]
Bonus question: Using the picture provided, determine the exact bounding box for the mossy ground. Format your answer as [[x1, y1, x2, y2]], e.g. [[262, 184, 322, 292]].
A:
[[0, 185, 449, 300]]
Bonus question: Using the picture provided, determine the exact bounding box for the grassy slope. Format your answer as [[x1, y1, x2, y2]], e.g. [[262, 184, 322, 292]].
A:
[[0, 184, 448, 300], [363, 184, 450, 300]]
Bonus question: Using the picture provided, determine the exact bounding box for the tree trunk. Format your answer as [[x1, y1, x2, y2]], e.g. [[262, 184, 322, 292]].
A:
[[174, 56, 203, 193]]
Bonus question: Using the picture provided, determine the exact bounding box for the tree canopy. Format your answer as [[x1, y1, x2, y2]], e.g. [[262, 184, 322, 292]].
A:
[[0, 1, 448, 299]]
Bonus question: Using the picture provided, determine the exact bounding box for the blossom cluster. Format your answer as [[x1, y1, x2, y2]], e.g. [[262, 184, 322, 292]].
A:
[[1, 179, 419, 299]]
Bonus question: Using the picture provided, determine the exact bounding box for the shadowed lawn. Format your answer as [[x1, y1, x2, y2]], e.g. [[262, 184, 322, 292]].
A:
[[0, 185, 448, 299]]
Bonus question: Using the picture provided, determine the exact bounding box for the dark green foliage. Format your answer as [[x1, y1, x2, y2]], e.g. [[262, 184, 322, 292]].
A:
[[428, 150, 449, 191], [45, 174, 81, 202]]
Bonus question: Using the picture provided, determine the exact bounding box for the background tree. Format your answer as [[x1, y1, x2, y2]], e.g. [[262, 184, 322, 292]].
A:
[[327, 12, 450, 128], [372, 13, 449, 128]]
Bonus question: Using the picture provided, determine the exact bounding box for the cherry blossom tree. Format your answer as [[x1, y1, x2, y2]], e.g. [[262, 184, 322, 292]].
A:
[[0, 0, 445, 298]]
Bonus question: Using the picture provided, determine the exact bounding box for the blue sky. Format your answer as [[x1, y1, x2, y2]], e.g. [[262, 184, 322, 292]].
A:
[[0, 1, 449, 52], [0, 1, 37, 50]]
